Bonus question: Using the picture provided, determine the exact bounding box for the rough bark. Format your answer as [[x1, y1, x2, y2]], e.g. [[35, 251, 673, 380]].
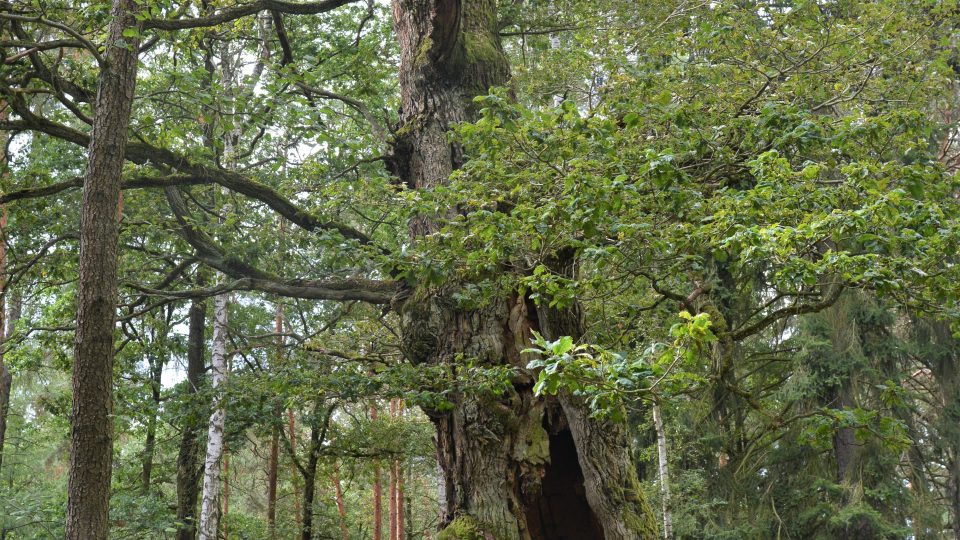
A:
[[198, 292, 228, 540], [389, 2, 657, 538], [65, 0, 140, 537], [176, 296, 207, 540]]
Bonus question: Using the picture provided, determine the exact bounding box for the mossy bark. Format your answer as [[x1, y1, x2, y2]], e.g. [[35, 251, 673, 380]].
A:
[[390, 2, 658, 538]]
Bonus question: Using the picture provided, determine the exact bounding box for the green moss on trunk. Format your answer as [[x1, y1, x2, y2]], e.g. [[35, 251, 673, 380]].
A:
[[437, 516, 489, 540]]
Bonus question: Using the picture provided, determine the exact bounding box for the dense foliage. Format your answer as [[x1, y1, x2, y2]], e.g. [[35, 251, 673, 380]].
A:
[[1, 0, 960, 538]]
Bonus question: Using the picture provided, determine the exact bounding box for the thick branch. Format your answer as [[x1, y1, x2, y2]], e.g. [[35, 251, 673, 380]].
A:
[[1, 105, 374, 244], [0, 174, 208, 204], [164, 187, 397, 304], [144, 0, 358, 30]]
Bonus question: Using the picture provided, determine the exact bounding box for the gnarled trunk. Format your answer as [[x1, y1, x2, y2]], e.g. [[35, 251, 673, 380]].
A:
[[389, 2, 657, 538]]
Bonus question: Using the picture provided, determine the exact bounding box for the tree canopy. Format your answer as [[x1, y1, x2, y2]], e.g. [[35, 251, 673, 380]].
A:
[[1, 0, 960, 538]]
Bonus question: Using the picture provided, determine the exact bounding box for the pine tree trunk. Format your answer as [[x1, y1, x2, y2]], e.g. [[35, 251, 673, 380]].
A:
[[65, 0, 140, 536], [176, 296, 206, 540], [388, 2, 658, 538], [198, 292, 228, 540]]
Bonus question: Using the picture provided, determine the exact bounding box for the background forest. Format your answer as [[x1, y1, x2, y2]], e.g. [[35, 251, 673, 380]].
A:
[[1, 0, 960, 539]]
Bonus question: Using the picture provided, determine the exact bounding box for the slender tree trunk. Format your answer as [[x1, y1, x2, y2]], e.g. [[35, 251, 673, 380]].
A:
[[198, 292, 228, 540], [267, 300, 283, 537], [65, 0, 140, 536], [176, 296, 207, 540], [391, 399, 405, 540], [396, 463, 405, 540], [389, 458, 398, 540], [652, 403, 673, 540], [141, 353, 163, 492], [0, 279, 18, 487], [299, 404, 328, 540], [917, 320, 960, 540], [267, 428, 279, 538], [0, 189, 10, 476], [223, 446, 230, 539], [0, 100, 11, 478], [388, 2, 657, 538], [290, 408, 302, 529], [333, 464, 350, 540], [389, 399, 399, 540], [199, 37, 246, 539], [372, 406, 383, 540]]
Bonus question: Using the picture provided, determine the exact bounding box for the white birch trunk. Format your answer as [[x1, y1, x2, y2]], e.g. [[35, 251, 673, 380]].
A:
[[653, 402, 674, 540], [199, 41, 242, 540], [198, 291, 228, 540]]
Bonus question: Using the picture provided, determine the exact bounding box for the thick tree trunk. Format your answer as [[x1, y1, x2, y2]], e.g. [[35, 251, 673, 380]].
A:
[[389, 2, 657, 538], [176, 297, 206, 540], [65, 0, 140, 537], [198, 292, 228, 540]]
